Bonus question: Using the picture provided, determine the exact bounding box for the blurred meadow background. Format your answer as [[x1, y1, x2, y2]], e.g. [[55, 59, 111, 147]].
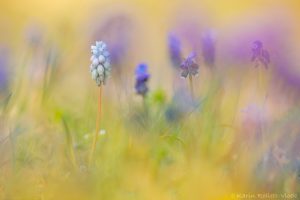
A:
[[1, 0, 300, 199]]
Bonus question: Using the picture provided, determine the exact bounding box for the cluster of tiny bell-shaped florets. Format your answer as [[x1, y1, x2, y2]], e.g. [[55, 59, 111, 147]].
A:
[[90, 41, 111, 86]]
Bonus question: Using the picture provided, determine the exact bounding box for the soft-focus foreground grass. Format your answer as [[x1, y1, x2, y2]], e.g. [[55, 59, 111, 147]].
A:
[[1, 65, 298, 199], [0, 83, 246, 200]]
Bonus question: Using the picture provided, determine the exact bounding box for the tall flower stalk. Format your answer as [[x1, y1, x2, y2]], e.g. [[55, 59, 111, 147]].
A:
[[251, 40, 270, 148], [188, 74, 194, 99], [88, 41, 111, 166], [251, 40, 271, 104], [180, 52, 199, 99]]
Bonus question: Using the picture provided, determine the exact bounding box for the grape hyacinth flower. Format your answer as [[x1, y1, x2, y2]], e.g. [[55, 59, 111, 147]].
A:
[[89, 41, 110, 167], [251, 40, 270, 69], [180, 52, 199, 99], [168, 33, 182, 69], [90, 41, 111, 86], [180, 52, 199, 78], [201, 31, 216, 67], [135, 63, 150, 97]]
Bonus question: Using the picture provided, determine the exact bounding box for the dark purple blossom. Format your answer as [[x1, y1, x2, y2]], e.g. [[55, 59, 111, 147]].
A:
[[135, 63, 150, 96], [180, 52, 199, 78], [168, 33, 182, 69], [201, 31, 215, 67], [251, 40, 270, 68]]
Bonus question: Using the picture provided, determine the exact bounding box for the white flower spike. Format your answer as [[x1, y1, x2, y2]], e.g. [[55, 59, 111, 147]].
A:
[[90, 41, 111, 86]]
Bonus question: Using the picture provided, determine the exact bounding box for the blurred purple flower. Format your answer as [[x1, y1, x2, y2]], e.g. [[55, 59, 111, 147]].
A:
[[91, 14, 133, 69], [180, 52, 199, 78], [273, 55, 300, 91], [168, 33, 182, 69], [251, 40, 270, 68], [201, 31, 216, 67], [0, 47, 9, 93], [135, 63, 150, 96], [219, 17, 287, 68], [175, 19, 202, 52]]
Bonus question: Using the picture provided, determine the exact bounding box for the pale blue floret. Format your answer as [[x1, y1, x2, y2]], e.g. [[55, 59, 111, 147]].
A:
[[103, 51, 110, 57], [103, 61, 110, 69], [98, 55, 105, 63], [90, 41, 111, 86]]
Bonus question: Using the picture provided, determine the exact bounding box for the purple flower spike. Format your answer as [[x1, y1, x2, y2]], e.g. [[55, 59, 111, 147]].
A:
[[168, 33, 182, 69], [201, 31, 215, 67], [0, 47, 9, 93], [135, 63, 150, 96], [251, 40, 270, 68], [180, 52, 199, 78]]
